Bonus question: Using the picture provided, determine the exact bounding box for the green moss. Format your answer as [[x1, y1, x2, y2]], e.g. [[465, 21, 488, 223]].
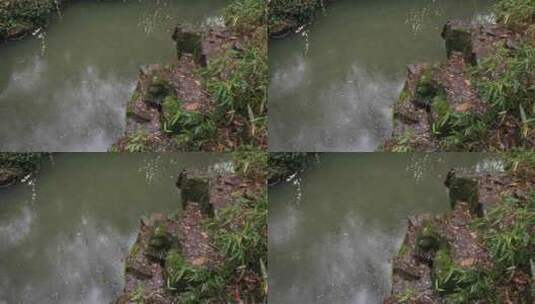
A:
[[145, 78, 173, 106], [446, 175, 481, 216], [173, 29, 202, 62], [398, 244, 409, 256], [398, 87, 411, 104], [416, 222, 444, 252]]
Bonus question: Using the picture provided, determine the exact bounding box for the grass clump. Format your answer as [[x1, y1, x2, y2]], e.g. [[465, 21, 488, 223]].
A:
[[224, 0, 266, 32], [208, 194, 268, 302], [161, 96, 216, 150], [176, 0, 269, 149], [476, 195, 535, 273], [233, 148, 268, 180], [432, 248, 496, 302], [165, 250, 224, 303]]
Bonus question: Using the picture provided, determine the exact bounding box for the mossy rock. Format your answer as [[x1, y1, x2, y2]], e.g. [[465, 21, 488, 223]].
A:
[[176, 170, 214, 217], [414, 67, 444, 108], [415, 221, 446, 264], [445, 171, 482, 217], [143, 78, 173, 108], [442, 20, 476, 65], [172, 26, 202, 63]]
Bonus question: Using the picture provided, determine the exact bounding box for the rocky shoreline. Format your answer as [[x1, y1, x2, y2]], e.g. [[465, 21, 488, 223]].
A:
[[385, 163, 534, 303], [116, 159, 267, 303], [384, 3, 534, 152], [113, 0, 267, 152]]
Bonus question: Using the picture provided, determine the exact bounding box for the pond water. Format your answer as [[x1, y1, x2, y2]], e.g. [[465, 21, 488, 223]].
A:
[[0, 153, 227, 303], [269, 153, 500, 303], [268, 0, 493, 151], [0, 0, 228, 151]]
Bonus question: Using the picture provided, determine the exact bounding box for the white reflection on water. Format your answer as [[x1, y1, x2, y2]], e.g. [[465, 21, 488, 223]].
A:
[[270, 56, 400, 151], [16, 218, 129, 303], [1, 55, 47, 93], [269, 203, 302, 246], [0, 59, 130, 151], [0, 206, 34, 247], [270, 54, 307, 94], [282, 213, 402, 304]]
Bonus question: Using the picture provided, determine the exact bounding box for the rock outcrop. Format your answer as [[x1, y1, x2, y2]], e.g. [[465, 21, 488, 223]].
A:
[[116, 168, 263, 303], [385, 169, 534, 303], [384, 20, 522, 151]]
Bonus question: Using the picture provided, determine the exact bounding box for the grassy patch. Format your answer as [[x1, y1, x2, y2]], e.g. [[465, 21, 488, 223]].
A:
[[431, 192, 534, 302]]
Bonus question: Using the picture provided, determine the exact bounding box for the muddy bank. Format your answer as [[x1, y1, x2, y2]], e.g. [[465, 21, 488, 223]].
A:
[[385, 159, 534, 303], [0, 153, 45, 188], [116, 154, 267, 303], [115, 0, 267, 152], [385, 0, 535, 151]]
